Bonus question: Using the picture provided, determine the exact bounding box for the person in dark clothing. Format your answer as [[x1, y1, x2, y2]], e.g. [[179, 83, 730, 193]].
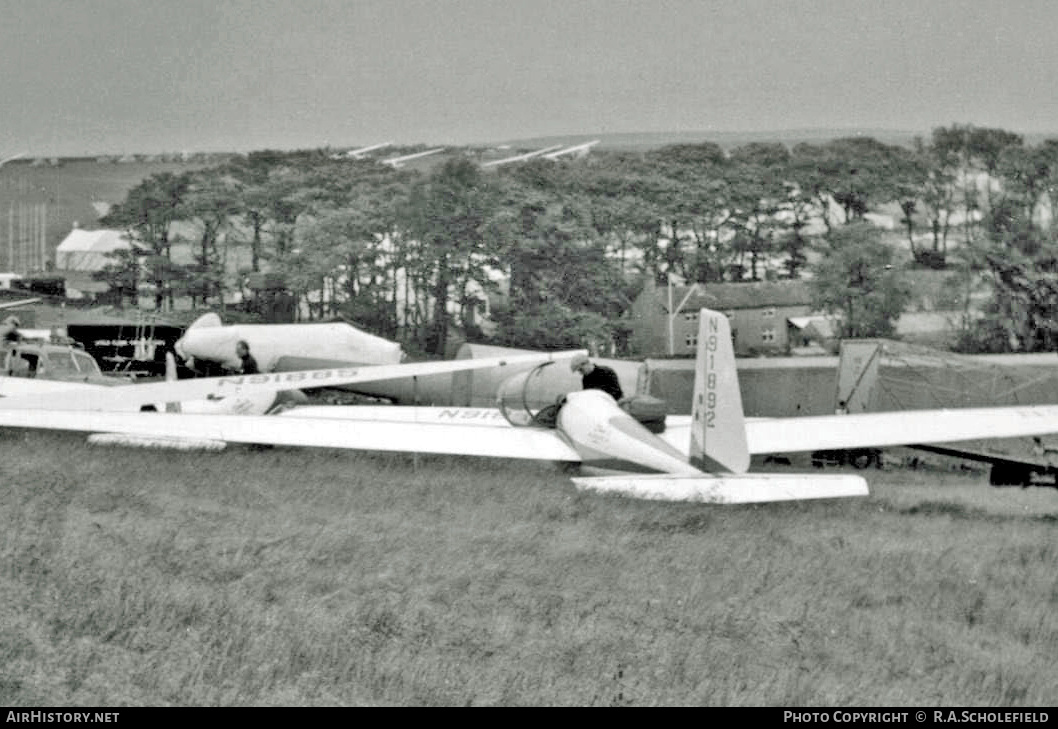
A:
[[236, 340, 259, 375], [1, 316, 23, 348], [570, 353, 623, 401]]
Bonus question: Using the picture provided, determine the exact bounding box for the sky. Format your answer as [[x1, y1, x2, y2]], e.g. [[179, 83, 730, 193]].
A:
[[2, 0, 1057, 156]]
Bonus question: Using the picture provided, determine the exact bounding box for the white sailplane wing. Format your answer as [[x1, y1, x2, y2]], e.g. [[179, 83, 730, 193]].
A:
[[660, 407, 1058, 459], [0, 408, 583, 461], [0, 351, 586, 412], [282, 405, 513, 427], [743, 406, 1058, 454], [0, 377, 107, 398]]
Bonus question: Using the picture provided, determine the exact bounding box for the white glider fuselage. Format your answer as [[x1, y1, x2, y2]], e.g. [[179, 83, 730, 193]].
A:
[[555, 390, 700, 475], [175, 316, 403, 372]]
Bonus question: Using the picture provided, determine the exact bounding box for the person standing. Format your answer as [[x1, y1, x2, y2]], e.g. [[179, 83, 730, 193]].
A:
[[0, 316, 23, 349], [569, 353, 623, 401], [236, 340, 259, 375]]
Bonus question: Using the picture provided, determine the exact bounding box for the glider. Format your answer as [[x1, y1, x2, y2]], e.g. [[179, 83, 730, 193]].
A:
[[0, 348, 586, 414], [542, 140, 600, 160], [174, 313, 404, 373], [481, 145, 564, 168], [330, 142, 393, 160], [381, 148, 446, 168], [4, 310, 1058, 503]]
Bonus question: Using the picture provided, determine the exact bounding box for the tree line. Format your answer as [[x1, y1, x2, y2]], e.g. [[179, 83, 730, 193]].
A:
[[97, 124, 1058, 355]]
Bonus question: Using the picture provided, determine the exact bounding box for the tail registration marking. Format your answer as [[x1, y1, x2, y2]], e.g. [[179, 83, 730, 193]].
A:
[[695, 317, 720, 430]]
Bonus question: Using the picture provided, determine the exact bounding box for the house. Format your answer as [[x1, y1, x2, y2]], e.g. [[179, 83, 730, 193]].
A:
[[630, 279, 813, 356]]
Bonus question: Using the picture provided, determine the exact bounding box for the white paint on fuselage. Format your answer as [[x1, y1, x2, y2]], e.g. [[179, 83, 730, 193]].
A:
[[557, 390, 701, 475]]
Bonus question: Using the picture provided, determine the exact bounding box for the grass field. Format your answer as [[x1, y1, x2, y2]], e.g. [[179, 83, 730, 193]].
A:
[[1, 429, 1055, 706]]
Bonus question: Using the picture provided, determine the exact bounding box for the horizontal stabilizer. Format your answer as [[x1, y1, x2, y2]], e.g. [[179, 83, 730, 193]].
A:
[[570, 474, 868, 504]]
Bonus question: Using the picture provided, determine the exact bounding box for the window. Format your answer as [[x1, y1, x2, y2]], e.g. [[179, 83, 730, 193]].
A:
[[73, 351, 102, 376], [761, 327, 776, 343], [685, 335, 698, 348], [683, 311, 699, 322], [44, 351, 78, 374], [761, 307, 776, 318]]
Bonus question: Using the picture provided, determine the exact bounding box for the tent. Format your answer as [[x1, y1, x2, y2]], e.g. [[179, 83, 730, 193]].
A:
[[55, 229, 141, 271]]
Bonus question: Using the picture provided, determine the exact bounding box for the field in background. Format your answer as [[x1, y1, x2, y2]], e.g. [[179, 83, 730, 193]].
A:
[[1, 430, 1055, 706], [0, 159, 217, 268]]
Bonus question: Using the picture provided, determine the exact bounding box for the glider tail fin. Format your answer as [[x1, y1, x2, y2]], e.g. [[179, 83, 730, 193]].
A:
[[187, 312, 222, 330], [689, 309, 749, 474]]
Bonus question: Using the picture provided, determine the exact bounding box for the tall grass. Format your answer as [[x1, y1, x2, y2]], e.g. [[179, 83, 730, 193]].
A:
[[1, 430, 1055, 705]]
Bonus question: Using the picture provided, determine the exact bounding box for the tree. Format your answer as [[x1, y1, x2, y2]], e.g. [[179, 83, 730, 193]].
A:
[[489, 300, 615, 352], [483, 164, 635, 351], [955, 253, 1058, 353], [908, 136, 958, 266], [181, 169, 240, 306], [101, 171, 190, 310], [994, 144, 1052, 237], [789, 143, 842, 233], [223, 151, 318, 274], [92, 247, 141, 308], [1037, 140, 1058, 244], [725, 143, 791, 280], [931, 124, 1024, 246], [405, 159, 499, 354], [809, 223, 912, 338]]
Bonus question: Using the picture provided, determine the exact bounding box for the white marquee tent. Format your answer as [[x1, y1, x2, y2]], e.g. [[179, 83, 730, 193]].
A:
[[55, 229, 140, 271]]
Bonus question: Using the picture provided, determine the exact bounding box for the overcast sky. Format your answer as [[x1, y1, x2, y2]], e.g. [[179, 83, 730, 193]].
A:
[[2, 0, 1056, 156]]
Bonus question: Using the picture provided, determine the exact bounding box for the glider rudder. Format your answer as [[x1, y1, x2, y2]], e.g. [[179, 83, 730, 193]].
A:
[[689, 309, 750, 474], [186, 313, 222, 330], [163, 352, 181, 413]]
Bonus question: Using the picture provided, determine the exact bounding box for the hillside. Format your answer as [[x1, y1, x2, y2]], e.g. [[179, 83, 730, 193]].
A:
[[498, 128, 928, 152], [4, 127, 1055, 280], [0, 157, 223, 272]]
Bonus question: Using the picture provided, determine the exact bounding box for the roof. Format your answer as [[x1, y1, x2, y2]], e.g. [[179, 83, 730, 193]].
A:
[[56, 228, 135, 253], [65, 310, 179, 327], [55, 228, 143, 271], [659, 281, 812, 313]]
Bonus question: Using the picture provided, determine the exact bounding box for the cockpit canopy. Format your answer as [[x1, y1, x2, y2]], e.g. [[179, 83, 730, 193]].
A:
[[497, 362, 567, 428]]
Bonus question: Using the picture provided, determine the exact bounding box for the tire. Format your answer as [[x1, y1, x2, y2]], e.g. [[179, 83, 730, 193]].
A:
[[849, 449, 876, 470]]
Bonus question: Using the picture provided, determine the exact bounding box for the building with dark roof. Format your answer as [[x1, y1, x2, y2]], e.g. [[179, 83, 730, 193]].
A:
[[630, 278, 814, 356]]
